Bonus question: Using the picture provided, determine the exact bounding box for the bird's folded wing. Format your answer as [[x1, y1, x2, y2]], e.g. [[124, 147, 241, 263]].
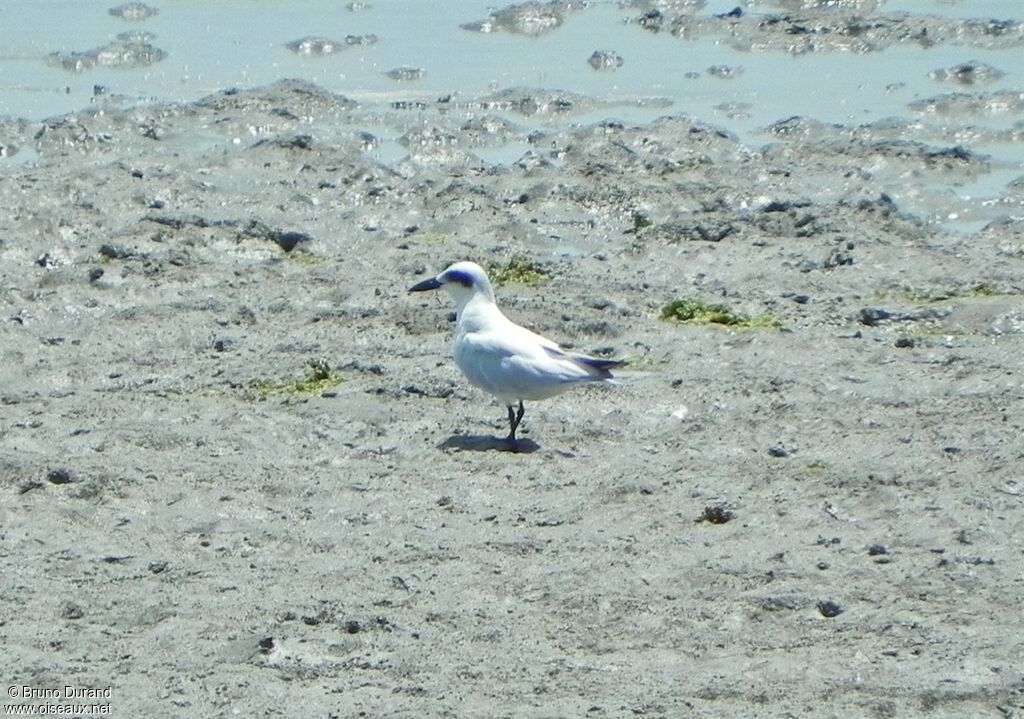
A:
[[460, 332, 595, 398]]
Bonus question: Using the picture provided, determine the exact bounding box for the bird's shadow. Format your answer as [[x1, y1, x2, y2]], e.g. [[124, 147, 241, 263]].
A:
[[439, 434, 540, 454]]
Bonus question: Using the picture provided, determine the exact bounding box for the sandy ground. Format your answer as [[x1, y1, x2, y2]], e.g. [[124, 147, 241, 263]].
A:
[[2, 35, 1024, 719]]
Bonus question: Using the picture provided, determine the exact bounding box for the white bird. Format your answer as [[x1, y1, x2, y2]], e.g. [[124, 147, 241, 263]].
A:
[[408, 261, 621, 443]]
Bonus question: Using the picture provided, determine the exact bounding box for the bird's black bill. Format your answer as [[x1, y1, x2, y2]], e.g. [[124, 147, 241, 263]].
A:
[[408, 277, 443, 293]]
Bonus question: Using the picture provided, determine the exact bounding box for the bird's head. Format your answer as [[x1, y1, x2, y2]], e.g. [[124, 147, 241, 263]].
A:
[[408, 261, 496, 307]]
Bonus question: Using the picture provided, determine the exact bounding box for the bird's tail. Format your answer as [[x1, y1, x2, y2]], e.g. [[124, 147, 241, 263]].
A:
[[542, 346, 622, 380], [569, 354, 623, 380]]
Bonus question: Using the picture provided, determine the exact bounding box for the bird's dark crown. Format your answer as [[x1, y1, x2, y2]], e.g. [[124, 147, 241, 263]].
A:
[[444, 269, 476, 288]]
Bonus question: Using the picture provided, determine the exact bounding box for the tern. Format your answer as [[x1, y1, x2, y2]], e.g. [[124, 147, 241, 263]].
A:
[[409, 261, 621, 443]]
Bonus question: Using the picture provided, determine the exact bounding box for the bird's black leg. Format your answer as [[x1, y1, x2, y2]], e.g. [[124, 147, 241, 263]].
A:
[[506, 400, 525, 441]]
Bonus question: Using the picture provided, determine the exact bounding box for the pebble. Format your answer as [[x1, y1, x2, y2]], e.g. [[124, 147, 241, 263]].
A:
[[47, 468, 75, 484], [817, 600, 844, 618]]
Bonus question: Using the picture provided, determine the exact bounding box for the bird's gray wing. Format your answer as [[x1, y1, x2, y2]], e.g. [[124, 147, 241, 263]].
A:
[[459, 331, 593, 401]]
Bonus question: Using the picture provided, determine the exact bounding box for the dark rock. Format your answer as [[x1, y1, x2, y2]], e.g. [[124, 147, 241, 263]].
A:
[[273, 231, 313, 252], [99, 243, 135, 260], [47, 468, 74, 484], [238, 220, 313, 252], [716, 7, 743, 19], [253, 134, 314, 151], [929, 145, 974, 162], [817, 600, 844, 618], [142, 213, 211, 230], [338, 359, 385, 375], [403, 384, 454, 399], [859, 308, 894, 326], [762, 197, 812, 214], [697, 505, 734, 524]]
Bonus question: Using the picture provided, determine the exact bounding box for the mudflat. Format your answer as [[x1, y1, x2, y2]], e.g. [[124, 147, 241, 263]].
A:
[[1, 73, 1022, 716]]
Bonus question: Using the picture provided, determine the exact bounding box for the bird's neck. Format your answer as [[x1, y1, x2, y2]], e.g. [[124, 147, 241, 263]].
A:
[[456, 294, 505, 332]]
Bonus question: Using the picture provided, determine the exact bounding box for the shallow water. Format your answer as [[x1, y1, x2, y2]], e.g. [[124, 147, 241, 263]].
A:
[[883, 0, 1020, 18], [1, 0, 1022, 228], [1, 1, 1019, 126]]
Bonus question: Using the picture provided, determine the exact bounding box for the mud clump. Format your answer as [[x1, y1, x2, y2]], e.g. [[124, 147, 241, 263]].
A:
[[286, 35, 379, 55], [929, 61, 1006, 86], [385, 66, 426, 82], [108, 2, 158, 21], [707, 64, 743, 79], [48, 40, 166, 72], [461, 0, 587, 36], [588, 50, 624, 71], [909, 90, 1024, 118], [636, 7, 1024, 54], [286, 37, 346, 56]]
